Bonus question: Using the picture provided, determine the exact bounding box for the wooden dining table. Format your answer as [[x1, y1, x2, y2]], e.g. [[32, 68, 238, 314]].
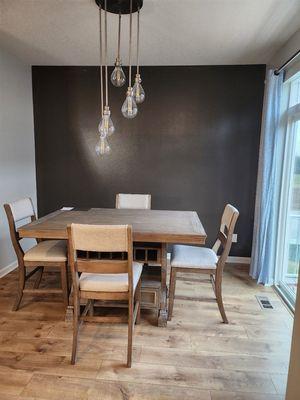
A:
[[18, 207, 206, 326]]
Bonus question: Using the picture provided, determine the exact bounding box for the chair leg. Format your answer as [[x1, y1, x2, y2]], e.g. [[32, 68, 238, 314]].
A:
[[127, 296, 134, 368], [33, 267, 44, 289], [88, 299, 94, 316], [13, 264, 25, 311], [135, 279, 141, 325], [215, 273, 228, 324], [168, 268, 176, 321], [71, 298, 80, 364], [60, 265, 69, 307]]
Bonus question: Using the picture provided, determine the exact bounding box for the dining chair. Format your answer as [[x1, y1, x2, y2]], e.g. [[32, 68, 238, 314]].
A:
[[168, 204, 239, 324], [115, 193, 162, 315], [3, 198, 69, 311], [115, 192, 158, 264], [116, 193, 151, 210], [67, 223, 142, 367]]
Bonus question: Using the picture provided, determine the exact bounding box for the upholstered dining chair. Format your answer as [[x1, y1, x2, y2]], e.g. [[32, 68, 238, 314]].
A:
[[4, 198, 69, 310], [116, 193, 151, 210], [67, 223, 142, 367], [116, 192, 157, 261], [168, 204, 239, 324]]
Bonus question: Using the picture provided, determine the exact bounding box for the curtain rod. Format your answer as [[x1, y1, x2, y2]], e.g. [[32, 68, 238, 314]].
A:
[[274, 49, 300, 75]]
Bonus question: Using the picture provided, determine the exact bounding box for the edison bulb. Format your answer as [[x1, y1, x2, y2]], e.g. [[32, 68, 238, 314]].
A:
[[111, 59, 126, 87], [95, 137, 111, 156], [98, 106, 115, 137], [121, 87, 138, 119], [133, 74, 145, 104]]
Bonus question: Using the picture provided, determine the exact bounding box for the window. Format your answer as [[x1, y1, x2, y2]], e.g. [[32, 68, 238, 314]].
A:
[[276, 72, 300, 309]]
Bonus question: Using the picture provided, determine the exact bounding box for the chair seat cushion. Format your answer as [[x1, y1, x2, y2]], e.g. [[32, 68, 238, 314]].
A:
[[79, 262, 143, 292], [24, 240, 67, 262], [171, 245, 218, 269]]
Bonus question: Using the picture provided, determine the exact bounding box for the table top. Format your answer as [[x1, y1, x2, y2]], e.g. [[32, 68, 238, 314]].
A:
[[18, 208, 206, 245]]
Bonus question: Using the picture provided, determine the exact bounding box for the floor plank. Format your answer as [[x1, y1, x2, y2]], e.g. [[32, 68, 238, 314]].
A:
[[0, 264, 292, 399], [21, 373, 211, 400], [139, 347, 289, 374], [97, 360, 277, 394], [210, 390, 284, 400]]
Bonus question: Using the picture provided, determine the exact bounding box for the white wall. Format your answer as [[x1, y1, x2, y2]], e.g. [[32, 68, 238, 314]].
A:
[[0, 47, 36, 276]]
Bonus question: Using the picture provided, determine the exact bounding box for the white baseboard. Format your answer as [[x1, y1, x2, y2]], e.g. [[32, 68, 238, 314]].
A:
[[0, 260, 18, 278], [227, 256, 251, 264]]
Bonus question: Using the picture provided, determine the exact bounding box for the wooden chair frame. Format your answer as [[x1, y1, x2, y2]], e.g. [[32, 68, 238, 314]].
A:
[[4, 200, 69, 311], [67, 224, 141, 367], [168, 205, 239, 324]]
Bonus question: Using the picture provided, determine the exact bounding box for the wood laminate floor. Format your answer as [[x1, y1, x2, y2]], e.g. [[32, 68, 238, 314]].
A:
[[0, 264, 292, 400]]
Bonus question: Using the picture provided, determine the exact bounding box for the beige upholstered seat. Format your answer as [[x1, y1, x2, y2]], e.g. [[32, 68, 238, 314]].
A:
[[116, 193, 151, 209], [171, 245, 218, 269], [79, 262, 143, 292], [24, 240, 67, 262]]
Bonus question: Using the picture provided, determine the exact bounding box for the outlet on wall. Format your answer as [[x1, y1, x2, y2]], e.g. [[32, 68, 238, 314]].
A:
[[232, 234, 238, 243]]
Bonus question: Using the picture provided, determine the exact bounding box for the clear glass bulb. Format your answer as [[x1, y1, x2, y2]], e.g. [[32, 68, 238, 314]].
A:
[[133, 74, 145, 104], [121, 87, 138, 119], [95, 137, 111, 156], [111, 59, 126, 87], [98, 106, 115, 137]]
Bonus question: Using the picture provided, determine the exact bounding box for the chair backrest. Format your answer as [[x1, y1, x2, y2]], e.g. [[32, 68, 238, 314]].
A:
[[3, 198, 36, 264], [116, 193, 151, 210], [68, 224, 134, 291], [212, 204, 239, 270]]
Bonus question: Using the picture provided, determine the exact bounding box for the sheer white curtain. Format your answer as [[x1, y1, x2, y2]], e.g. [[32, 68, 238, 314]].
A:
[[250, 69, 284, 285]]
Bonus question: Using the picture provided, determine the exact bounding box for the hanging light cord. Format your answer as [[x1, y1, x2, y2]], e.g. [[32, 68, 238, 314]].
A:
[[99, 5, 104, 116], [117, 13, 121, 60], [128, 0, 133, 88], [136, 8, 140, 75], [104, 0, 108, 107]]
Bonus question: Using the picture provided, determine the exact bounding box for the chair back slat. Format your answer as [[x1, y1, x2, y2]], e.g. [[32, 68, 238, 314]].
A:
[[70, 224, 129, 252], [68, 224, 133, 282], [212, 204, 239, 269], [217, 231, 227, 246], [116, 193, 151, 210], [8, 198, 35, 223], [76, 259, 129, 274]]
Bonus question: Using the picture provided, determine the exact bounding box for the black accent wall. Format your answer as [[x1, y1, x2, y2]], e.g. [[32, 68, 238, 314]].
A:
[[32, 65, 265, 257]]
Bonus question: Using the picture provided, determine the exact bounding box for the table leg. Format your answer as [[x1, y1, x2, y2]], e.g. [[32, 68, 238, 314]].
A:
[[158, 243, 168, 327], [65, 244, 74, 322]]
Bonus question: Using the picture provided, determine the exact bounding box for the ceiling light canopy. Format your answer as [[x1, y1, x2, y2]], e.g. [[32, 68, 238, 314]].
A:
[[95, 0, 143, 15]]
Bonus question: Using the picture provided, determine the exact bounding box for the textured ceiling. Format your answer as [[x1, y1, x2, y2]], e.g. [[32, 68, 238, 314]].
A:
[[1, 0, 300, 65]]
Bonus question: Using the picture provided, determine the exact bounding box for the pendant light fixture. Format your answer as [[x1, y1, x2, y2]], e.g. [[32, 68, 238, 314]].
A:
[[132, 8, 145, 104], [111, 13, 126, 87], [96, 0, 114, 156], [95, 0, 144, 155], [121, 0, 138, 119]]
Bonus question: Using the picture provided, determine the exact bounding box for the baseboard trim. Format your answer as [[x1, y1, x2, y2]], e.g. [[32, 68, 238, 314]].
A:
[[227, 256, 251, 264], [0, 260, 18, 278]]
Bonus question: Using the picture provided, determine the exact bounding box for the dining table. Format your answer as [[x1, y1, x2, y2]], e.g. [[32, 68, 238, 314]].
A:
[[18, 207, 206, 326]]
